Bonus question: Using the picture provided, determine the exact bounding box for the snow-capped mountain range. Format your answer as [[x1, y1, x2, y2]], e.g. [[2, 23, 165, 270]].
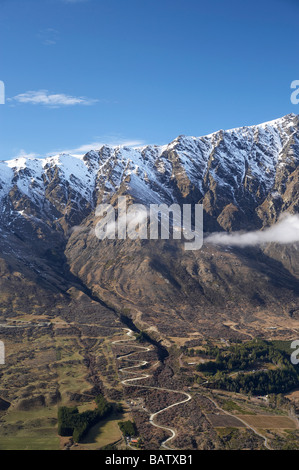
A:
[[1, 114, 299, 343], [1, 113, 299, 235]]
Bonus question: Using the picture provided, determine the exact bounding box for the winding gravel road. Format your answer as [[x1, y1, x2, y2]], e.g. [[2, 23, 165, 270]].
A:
[[112, 329, 191, 449]]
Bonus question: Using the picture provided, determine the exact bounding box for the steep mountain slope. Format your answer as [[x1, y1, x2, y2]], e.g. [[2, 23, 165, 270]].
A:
[[1, 114, 299, 341], [1, 113, 299, 235]]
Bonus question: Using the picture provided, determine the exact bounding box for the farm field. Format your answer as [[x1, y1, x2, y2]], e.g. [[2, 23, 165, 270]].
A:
[[240, 415, 297, 429], [207, 414, 246, 428], [80, 412, 124, 449]]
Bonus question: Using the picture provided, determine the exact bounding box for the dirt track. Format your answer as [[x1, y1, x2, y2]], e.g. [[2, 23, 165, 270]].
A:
[[112, 329, 191, 449]]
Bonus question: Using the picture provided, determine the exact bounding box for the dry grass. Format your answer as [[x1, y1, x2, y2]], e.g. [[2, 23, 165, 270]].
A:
[[286, 389, 299, 402], [240, 415, 297, 429]]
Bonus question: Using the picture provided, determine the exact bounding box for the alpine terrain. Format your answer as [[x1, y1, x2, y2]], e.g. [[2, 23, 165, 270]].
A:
[[1, 113, 299, 451]]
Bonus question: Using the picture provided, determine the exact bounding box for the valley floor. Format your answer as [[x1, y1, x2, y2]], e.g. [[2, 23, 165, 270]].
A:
[[0, 311, 299, 451]]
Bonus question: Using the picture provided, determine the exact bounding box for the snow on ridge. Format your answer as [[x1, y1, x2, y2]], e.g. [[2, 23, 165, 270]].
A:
[[0, 152, 97, 202], [0, 114, 298, 206], [202, 113, 298, 139], [0, 161, 14, 201]]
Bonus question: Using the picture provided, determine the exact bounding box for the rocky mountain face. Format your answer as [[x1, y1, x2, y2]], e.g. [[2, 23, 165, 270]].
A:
[[1, 114, 299, 341]]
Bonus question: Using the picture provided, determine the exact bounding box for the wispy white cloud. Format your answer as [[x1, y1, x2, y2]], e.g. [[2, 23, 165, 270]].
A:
[[52, 138, 146, 155], [13, 149, 38, 159], [206, 213, 299, 246], [38, 28, 59, 46], [11, 138, 146, 160], [8, 90, 98, 107]]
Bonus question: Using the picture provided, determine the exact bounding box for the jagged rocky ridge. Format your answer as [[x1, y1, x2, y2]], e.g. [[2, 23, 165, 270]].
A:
[[0, 113, 299, 236], [1, 113, 299, 340]]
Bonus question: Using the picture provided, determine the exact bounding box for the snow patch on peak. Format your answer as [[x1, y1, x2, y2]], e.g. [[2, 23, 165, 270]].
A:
[[0, 114, 298, 214]]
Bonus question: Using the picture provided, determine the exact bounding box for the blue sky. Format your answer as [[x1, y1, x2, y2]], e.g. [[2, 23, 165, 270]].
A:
[[0, 0, 299, 160]]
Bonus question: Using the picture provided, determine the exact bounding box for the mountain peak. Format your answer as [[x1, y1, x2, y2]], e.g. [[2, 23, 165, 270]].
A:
[[1, 114, 299, 234]]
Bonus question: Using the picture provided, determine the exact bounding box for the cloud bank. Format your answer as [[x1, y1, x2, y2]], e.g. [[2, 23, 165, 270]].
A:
[[11, 138, 145, 161], [60, 139, 145, 156], [206, 213, 299, 246], [9, 90, 98, 107], [38, 28, 59, 46]]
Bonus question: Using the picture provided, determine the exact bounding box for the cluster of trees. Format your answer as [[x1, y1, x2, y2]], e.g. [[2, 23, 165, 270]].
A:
[[118, 420, 137, 437], [211, 367, 298, 395], [181, 340, 242, 358], [181, 345, 219, 357], [197, 340, 299, 396], [135, 331, 150, 343], [198, 340, 293, 374], [267, 393, 290, 409], [58, 393, 112, 443], [95, 394, 112, 416]]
